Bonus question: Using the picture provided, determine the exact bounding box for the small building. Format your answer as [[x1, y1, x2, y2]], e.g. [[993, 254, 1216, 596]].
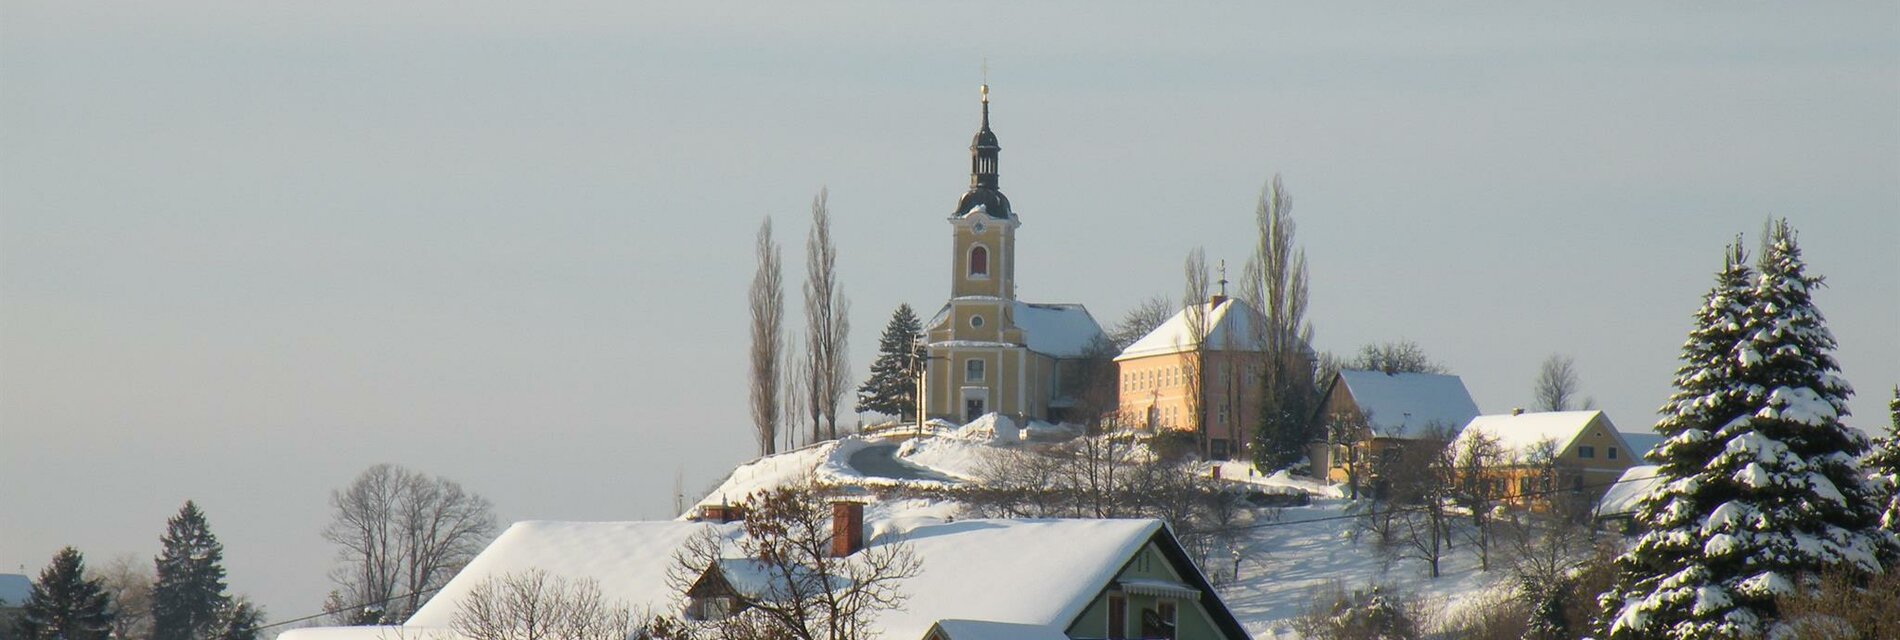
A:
[[1450, 410, 1641, 509], [0, 573, 29, 640], [1309, 369, 1482, 488], [1115, 296, 1309, 460], [1595, 464, 1663, 532]]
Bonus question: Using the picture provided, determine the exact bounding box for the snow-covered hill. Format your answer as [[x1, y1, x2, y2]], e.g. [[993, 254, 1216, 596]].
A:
[[688, 425, 1516, 637]]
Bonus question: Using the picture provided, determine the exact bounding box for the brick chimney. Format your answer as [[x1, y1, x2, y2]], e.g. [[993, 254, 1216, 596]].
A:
[[831, 501, 865, 557], [699, 502, 746, 523]]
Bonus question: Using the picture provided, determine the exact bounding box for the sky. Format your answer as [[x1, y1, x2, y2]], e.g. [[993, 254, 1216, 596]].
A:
[[3, 1, 1895, 623]]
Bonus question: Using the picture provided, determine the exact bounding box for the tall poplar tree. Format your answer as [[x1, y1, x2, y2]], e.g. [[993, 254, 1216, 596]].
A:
[[750, 216, 785, 455], [17, 547, 113, 640], [152, 501, 229, 640]]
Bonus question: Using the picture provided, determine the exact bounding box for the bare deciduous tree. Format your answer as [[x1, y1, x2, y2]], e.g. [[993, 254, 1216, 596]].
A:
[[450, 570, 636, 640], [1110, 295, 1174, 350], [1180, 248, 1212, 455], [92, 554, 155, 640], [1452, 431, 1508, 571], [323, 464, 498, 623], [1246, 174, 1317, 471], [667, 486, 921, 640], [802, 189, 851, 442], [749, 217, 785, 456], [1382, 427, 1458, 578], [1349, 340, 1447, 375], [782, 334, 808, 452], [1533, 354, 1592, 412]]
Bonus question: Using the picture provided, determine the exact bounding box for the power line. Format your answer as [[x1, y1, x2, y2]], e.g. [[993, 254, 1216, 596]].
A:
[[257, 586, 446, 632], [1179, 470, 1659, 536]]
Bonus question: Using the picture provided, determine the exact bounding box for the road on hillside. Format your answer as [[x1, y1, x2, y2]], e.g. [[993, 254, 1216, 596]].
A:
[[847, 443, 960, 483]]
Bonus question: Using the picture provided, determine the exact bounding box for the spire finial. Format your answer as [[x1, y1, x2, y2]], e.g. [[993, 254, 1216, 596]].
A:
[[981, 58, 990, 102], [1218, 259, 1229, 297]]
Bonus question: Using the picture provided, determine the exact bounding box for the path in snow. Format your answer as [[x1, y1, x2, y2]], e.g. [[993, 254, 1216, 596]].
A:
[[848, 443, 961, 483]]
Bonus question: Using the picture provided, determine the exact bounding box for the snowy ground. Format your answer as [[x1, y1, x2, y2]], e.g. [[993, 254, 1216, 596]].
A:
[[687, 420, 1515, 637]]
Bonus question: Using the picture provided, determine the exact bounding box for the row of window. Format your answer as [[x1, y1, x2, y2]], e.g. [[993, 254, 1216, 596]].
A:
[[1577, 445, 1617, 460], [1121, 362, 1264, 392]]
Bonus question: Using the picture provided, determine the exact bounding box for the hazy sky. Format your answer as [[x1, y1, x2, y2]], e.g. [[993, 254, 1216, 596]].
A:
[[3, 1, 1895, 622]]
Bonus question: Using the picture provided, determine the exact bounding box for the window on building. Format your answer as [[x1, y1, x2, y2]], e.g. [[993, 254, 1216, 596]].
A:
[[1518, 476, 1534, 496], [1218, 404, 1230, 425], [1578, 445, 1596, 459], [1608, 447, 1618, 460], [1141, 600, 1178, 640], [965, 358, 985, 383], [1107, 594, 1127, 639], [968, 245, 989, 277]]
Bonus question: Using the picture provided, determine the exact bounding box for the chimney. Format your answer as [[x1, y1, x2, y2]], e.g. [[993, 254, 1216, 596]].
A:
[[699, 503, 747, 523], [831, 501, 865, 557], [1209, 293, 1227, 307], [1512, 407, 1525, 416]]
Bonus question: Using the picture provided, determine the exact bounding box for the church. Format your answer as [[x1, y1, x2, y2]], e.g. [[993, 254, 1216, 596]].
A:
[[921, 85, 1109, 424]]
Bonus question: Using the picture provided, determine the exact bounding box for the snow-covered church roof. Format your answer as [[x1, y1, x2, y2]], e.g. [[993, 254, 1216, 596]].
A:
[[928, 300, 1108, 359], [1453, 410, 1617, 461], [1116, 298, 1310, 361], [279, 517, 1229, 640], [1332, 369, 1481, 439]]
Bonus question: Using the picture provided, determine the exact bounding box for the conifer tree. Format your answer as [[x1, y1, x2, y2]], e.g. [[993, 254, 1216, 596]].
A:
[[855, 303, 924, 421], [17, 547, 113, 640], [1599, 240, 1759, 638], [1868, 386, 1900, 531], [152, 501, 230, 640], [1602, 223, 1894, 638]]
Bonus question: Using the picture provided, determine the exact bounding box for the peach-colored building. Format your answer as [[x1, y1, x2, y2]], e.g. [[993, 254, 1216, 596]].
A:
[[1114, 297, 1303, 460], [1450, 410, 1639, 508], [1310, 369, 1482, 488]]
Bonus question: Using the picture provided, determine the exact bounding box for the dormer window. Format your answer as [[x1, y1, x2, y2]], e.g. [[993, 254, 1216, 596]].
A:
[[968, 245, 989, 277]]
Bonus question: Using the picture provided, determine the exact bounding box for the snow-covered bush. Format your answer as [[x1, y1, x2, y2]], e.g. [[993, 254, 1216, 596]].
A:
[[1293, 583, 1426, 640]]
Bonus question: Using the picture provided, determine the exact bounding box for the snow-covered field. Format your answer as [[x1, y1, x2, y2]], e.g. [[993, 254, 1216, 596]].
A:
[[686, 423, 1517, 637]]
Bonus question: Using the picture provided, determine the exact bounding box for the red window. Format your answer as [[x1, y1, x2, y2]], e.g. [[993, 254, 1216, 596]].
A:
[[969, 246, 989, 276]]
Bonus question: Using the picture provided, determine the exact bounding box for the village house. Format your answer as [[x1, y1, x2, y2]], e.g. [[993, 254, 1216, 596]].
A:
[[1448, 410, 1642, 511], [1114, 294, 1311, 460], [278, 503, 1249, 640], [1308, 369, 1482, 492], [922, 84, 1108, 425]]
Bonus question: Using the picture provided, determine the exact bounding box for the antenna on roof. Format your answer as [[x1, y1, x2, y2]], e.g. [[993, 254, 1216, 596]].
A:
[[1217, 260, 1229, 298]]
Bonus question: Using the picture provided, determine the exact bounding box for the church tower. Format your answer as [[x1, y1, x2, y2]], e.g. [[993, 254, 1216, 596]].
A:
[[922, 84, 1108, 425]]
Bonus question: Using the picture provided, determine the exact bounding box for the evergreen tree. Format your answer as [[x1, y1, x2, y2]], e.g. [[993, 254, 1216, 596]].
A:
[[1602, 223, 1895, 639], [152, 501, 230, 640], [854, 303, 924, 420], [1865, 386, 1900, 532], [17, 547, 113, 640], [1599, 240, 1759, 638], [212, 598, 262, 640]]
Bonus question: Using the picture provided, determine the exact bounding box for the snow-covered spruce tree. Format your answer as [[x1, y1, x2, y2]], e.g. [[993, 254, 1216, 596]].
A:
[[1866, 386, 1900, 532], [17, 547, 114, 640], [854, 303, 923, 421], [153, 501, 230, 640], [1603, 223, 1894, 638], [1598, 240, 1759, 638]]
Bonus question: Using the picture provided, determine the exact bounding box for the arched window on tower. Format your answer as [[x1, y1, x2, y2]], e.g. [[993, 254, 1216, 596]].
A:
[[968, 245, 989, 277]]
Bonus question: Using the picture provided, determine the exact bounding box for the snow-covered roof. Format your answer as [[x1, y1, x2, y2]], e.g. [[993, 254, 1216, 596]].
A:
[[1333, 370, 1481, 439], [1597, 465, 1662, 517], [1011, 302, 1107, 358], [929, 619, 1069, 640], [280, 518, 1202, 640], [1453, 411, 1615, 461], [1117, 299, 1306, 361], [1619, 431, 1665, 461], [0, 573, 29, 607], [925, 302, 1107, 359]]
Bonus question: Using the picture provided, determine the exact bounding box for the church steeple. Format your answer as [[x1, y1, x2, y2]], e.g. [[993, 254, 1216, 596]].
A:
[[954, 83, 1012, 219]]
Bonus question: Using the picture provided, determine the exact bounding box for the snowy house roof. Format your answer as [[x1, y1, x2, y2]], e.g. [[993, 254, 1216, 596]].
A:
[[1619, 431, 1666, 461], [280, 517, 1244, 640], [1116, 298, 1309, 361], [0, 573, 29, 607], [1452, 410, 1617, 461], [1596, 465, 1662, 518], [1332, 370, 1481, 439], [926, 301, 1108, 359], [928, 619, 1070, 640]]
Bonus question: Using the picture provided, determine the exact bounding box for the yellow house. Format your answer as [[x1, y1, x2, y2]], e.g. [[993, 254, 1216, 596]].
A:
[[1450, 410, 1639, 508], [1310, 369, 1482, 488], [1114, 296, 1307, 460], [922, 85, 1107, 424]]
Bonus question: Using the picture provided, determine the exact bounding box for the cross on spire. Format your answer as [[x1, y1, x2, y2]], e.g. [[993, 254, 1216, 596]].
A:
[[1218, 259, 1229, 297]]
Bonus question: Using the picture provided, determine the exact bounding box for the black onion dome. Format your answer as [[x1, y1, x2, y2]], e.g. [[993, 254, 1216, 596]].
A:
[[955, 85, 1010, 219], [955, 188, 1012, 219]]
